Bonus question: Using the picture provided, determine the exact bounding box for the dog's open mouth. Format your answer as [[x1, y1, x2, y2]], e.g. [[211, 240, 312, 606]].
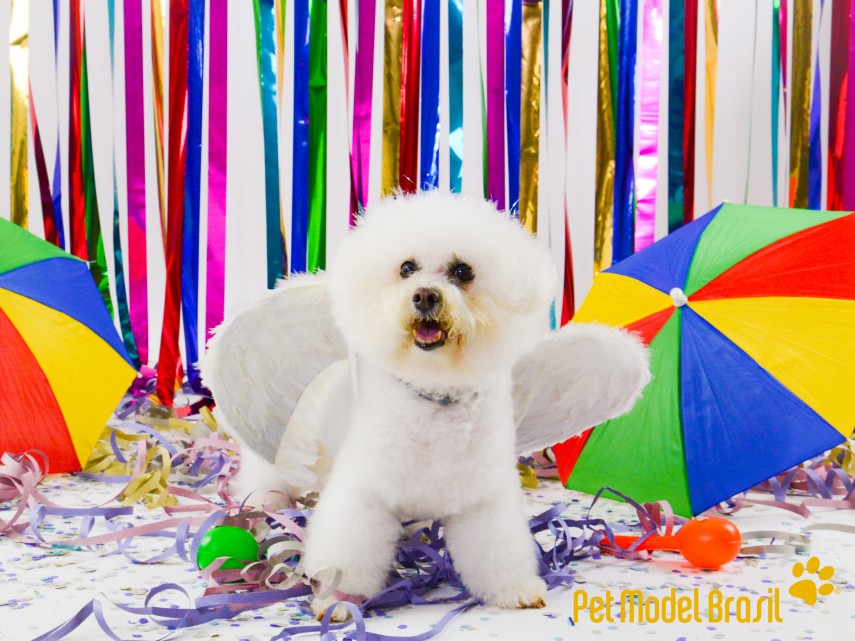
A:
[[412, 319, 446, 350]]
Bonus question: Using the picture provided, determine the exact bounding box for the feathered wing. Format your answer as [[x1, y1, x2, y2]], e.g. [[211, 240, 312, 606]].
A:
[[514, 323, 651, 456], [201, 273, 351, 490]]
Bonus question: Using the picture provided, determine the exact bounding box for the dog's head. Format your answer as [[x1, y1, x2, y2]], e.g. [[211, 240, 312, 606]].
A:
[[328, 192, 556, 388]]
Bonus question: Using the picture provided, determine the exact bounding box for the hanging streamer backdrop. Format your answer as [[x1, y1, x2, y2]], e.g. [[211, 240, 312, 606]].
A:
[[5, 0, 853, 401]]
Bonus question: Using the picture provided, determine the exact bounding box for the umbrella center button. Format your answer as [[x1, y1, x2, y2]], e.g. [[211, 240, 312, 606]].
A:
[[669, 287, 688, 307]]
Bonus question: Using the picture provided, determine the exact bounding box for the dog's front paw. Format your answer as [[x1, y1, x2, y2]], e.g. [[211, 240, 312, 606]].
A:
[[311, 595, 350, 622], [483, 576, 547, 610]]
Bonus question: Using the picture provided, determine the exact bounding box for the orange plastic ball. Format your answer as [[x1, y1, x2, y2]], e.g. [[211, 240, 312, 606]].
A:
[[677, 517, 741, 569]]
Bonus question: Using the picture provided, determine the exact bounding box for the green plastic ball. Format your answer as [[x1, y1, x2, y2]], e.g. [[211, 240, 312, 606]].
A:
[[195, 525, 260, 571]]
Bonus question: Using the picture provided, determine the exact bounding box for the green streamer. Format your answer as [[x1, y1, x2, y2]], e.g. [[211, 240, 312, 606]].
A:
[[81, 37, 113, 316], [307, 0, 327, 272], [253, 0, 285, 286], [605, 0, 619, 132]]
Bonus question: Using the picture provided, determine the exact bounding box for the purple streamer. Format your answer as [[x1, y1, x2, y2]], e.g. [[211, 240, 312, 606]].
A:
[[807, 0, 824, 210], [486, 0, 505, 209], [635, 0, 663, 251], [351, 0, 376, 218], [206, 0, 228, 337]]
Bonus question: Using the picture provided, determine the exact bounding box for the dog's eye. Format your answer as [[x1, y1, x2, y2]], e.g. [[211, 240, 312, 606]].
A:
[[449, 262, 474, 283], [400, 261, 419, 279]]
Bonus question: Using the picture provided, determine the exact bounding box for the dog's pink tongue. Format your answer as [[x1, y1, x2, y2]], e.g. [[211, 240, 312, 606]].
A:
[[416, 325, 442, 342]]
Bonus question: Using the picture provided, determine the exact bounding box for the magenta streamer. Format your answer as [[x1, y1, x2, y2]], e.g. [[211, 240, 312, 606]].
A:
[[351, 0, 376, 222], [635, 0, 663, 252], [780, 0, 788, 126], [844, 3, 855, 210], [206, 0, 227, 337], [123, 0, 149, 365], [486, 0, 505, 209]]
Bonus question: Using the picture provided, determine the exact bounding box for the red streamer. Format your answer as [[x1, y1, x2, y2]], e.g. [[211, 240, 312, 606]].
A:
[[156, 0, 190, 406], [29, 84, 59, 246], [68, 0, 87, 260], [682, 0, 698, 225], [561, 0, 575, 325], [399, 0, 421, 193]]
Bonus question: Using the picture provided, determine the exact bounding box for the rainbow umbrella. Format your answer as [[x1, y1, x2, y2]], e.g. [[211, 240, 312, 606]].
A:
[[554, 203, 855, 516], [0, 218, 136, 473]]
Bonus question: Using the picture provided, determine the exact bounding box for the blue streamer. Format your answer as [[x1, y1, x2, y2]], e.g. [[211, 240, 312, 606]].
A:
[[182, 0, 205, 388], [612, 0, 636, 263], [420, 0, 441, 190], [505, 0, 521, 217], [806, 0, 824, 210], [255, 0, 284, 285], [291, 0, 311, 273], [52, 0, 65, 249], [448, 0, 464, 193]]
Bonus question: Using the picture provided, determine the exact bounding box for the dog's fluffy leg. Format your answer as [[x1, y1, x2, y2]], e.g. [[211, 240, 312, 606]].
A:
[[228, 437, 294, 511], [302, 479, 402, 621], [443, 492, 546, 609]]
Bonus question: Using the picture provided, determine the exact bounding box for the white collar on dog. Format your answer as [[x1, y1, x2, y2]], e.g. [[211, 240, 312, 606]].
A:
[[397, 379, 478, 406]]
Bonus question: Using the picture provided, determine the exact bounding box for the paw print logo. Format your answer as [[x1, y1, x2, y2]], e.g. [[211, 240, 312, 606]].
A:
[[789, 556, 835, 605]]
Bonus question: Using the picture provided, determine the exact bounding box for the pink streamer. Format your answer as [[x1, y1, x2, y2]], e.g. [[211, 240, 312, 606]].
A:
[[486, 0, 505, 210], [350, 0, 376, 222], [124, 0, 149, 365], [844, 1, 855, 210], [206, 0, 228, 337], [634, 0, 663, 251]]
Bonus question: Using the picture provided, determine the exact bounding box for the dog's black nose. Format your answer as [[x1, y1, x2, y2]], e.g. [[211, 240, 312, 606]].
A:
[[412, 288, 441, 313]]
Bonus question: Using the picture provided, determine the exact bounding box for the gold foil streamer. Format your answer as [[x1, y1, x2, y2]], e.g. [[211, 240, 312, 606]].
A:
[[518, 1, 542, 234], [151, 0, 167, 243], [788, 0, 812, 208], [381, 0, 403, 196], [9, 0, 29, 228], [120, 445, 178, 509], [594, 0, 615, 272], [85, 429, 178, 509], [704, 0, 718, 208], [517, 463, 539, 489]]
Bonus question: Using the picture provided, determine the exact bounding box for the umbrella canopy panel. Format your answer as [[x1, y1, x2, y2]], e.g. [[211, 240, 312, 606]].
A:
[[0, 218, 136, 473], [562, 204, 855, 516]]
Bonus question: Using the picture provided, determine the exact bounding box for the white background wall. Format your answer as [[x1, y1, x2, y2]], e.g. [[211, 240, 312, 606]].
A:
[[0, 0, 831, 364]]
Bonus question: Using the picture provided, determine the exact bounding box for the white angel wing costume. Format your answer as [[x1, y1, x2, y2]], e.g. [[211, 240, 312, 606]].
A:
[[203, 274, 353, 492], [203, 273, 648, 494]]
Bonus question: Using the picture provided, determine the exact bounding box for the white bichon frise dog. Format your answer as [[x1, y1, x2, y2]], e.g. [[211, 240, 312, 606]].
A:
[[202, 191, 650, 619]]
